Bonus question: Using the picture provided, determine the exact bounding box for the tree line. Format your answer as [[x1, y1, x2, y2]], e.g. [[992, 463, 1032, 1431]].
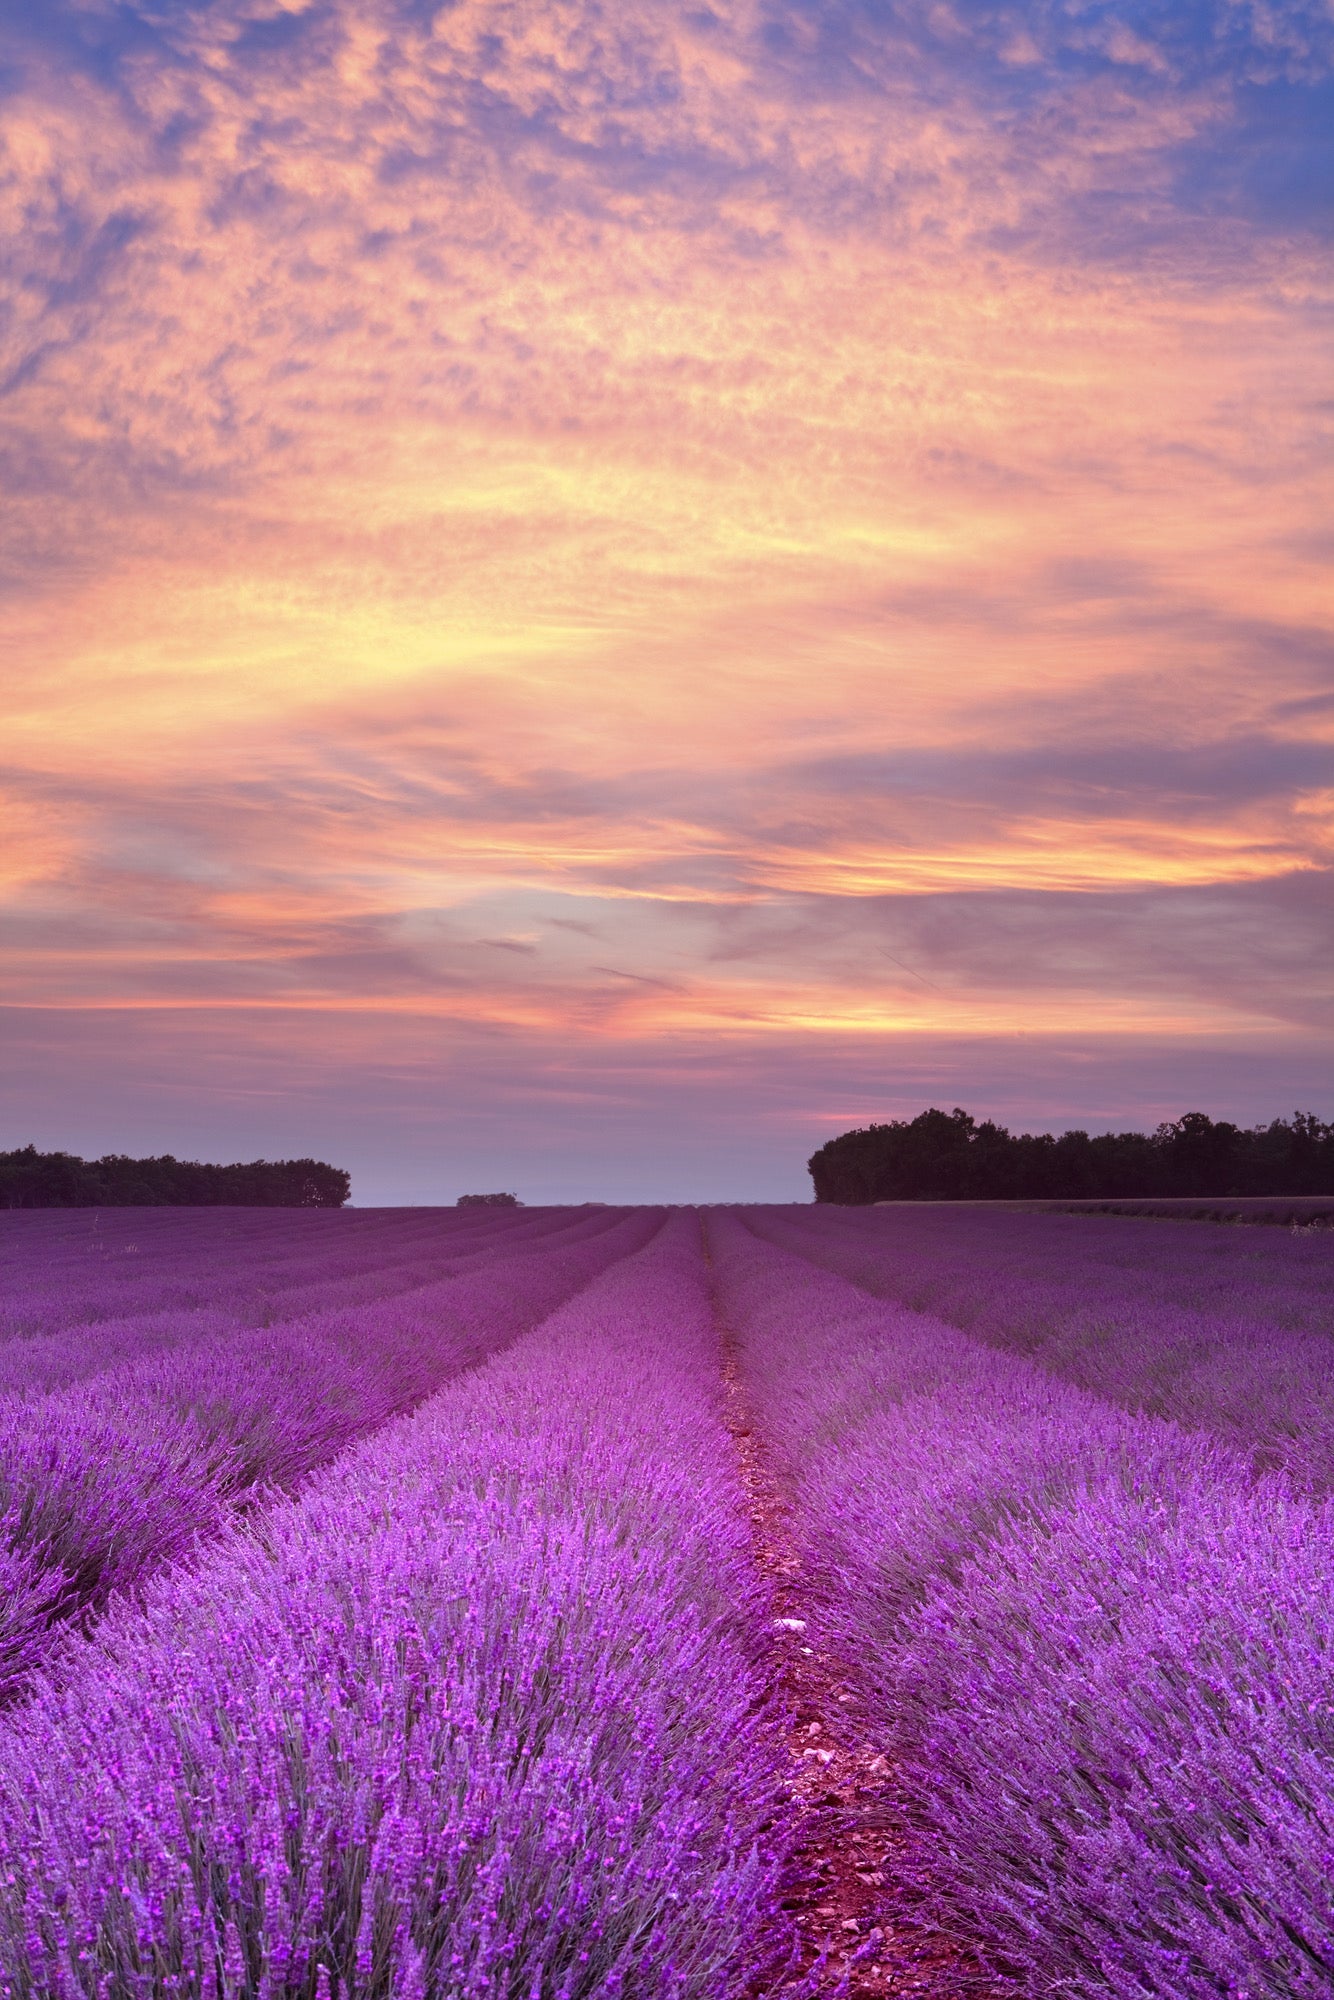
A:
[[0, 1147, 351, 1208], [808, 1107, 1334, 1205]]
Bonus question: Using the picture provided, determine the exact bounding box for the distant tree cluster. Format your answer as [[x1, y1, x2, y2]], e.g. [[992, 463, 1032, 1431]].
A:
[[456, 1192, 523, 1208], [809, 1108, 1334, 1205], [0, 1146, 350, 1208]]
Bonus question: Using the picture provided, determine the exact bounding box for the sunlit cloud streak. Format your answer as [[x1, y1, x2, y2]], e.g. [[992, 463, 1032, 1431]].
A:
[[1, 0, 1330, 1195]]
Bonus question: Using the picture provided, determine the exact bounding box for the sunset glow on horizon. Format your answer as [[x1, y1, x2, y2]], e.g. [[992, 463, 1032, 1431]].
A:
[[3, 0, 1331, 1201]]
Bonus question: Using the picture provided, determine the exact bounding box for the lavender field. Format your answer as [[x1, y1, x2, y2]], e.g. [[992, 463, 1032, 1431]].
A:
[[0, 1204, 1331, 1999]]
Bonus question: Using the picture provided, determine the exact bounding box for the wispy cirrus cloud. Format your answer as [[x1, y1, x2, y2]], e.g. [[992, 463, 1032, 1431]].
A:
[[1, 0, 1330, 1193]]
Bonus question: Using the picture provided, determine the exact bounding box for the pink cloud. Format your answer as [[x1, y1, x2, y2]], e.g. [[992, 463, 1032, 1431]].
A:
[[1, 0, 1330, 1188]]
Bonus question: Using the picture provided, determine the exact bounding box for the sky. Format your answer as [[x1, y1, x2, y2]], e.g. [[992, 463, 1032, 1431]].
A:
[[1, 0, 1331, 1204]]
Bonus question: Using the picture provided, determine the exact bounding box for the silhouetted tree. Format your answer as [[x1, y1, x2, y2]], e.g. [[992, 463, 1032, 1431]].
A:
[[0, 1147, 350, 1207], [808, 1108, 1334, 1204]]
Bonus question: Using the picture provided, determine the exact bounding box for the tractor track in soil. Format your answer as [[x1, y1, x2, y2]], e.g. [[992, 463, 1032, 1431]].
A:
[[715, 1313, 1003, 1999]]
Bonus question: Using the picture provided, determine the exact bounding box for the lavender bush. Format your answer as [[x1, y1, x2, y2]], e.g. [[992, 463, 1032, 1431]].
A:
[[709, 1213, 1334, 1998], [4, 1195, 1331, 1996], [0, 1208, 631, 1392], [0, 1207, 659, 1698], [0, 1216, 788, 1999], [751, 1202, 1334, 1488], [0, 1205, 601, 1343]]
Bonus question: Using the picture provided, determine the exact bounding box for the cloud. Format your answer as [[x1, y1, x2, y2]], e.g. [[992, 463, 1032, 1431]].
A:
[[0, 0, 1329, 1184]]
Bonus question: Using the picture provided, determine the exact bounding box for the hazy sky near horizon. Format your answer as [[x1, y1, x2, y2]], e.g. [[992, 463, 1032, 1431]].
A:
[[2, 0, 1331, 1202]]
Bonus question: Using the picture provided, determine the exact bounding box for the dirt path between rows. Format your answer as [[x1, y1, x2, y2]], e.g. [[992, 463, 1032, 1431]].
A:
[[712, 1284, 999, 1998]]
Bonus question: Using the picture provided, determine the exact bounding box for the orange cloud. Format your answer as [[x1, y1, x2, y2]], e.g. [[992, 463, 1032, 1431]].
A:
[[1, 0, 1331, 1192]]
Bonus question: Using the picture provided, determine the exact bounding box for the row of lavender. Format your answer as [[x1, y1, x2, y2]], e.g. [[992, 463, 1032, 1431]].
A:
[[0, 1217, 788, 1999], [753, 1201, 1334, 1489], [0, 1206, 659, 1699], [0, 1207, 631, 1393], [2, 1202, 1332, 1996], [0, 1204, 592, 1343], [710, 1212, 1334, 1998]]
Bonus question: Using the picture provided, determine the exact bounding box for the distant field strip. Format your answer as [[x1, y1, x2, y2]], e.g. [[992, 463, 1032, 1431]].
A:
[[0, 1204, 608, 1340], [0, 1208, 630, 1392], [0, 1215, 789, 2000]]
